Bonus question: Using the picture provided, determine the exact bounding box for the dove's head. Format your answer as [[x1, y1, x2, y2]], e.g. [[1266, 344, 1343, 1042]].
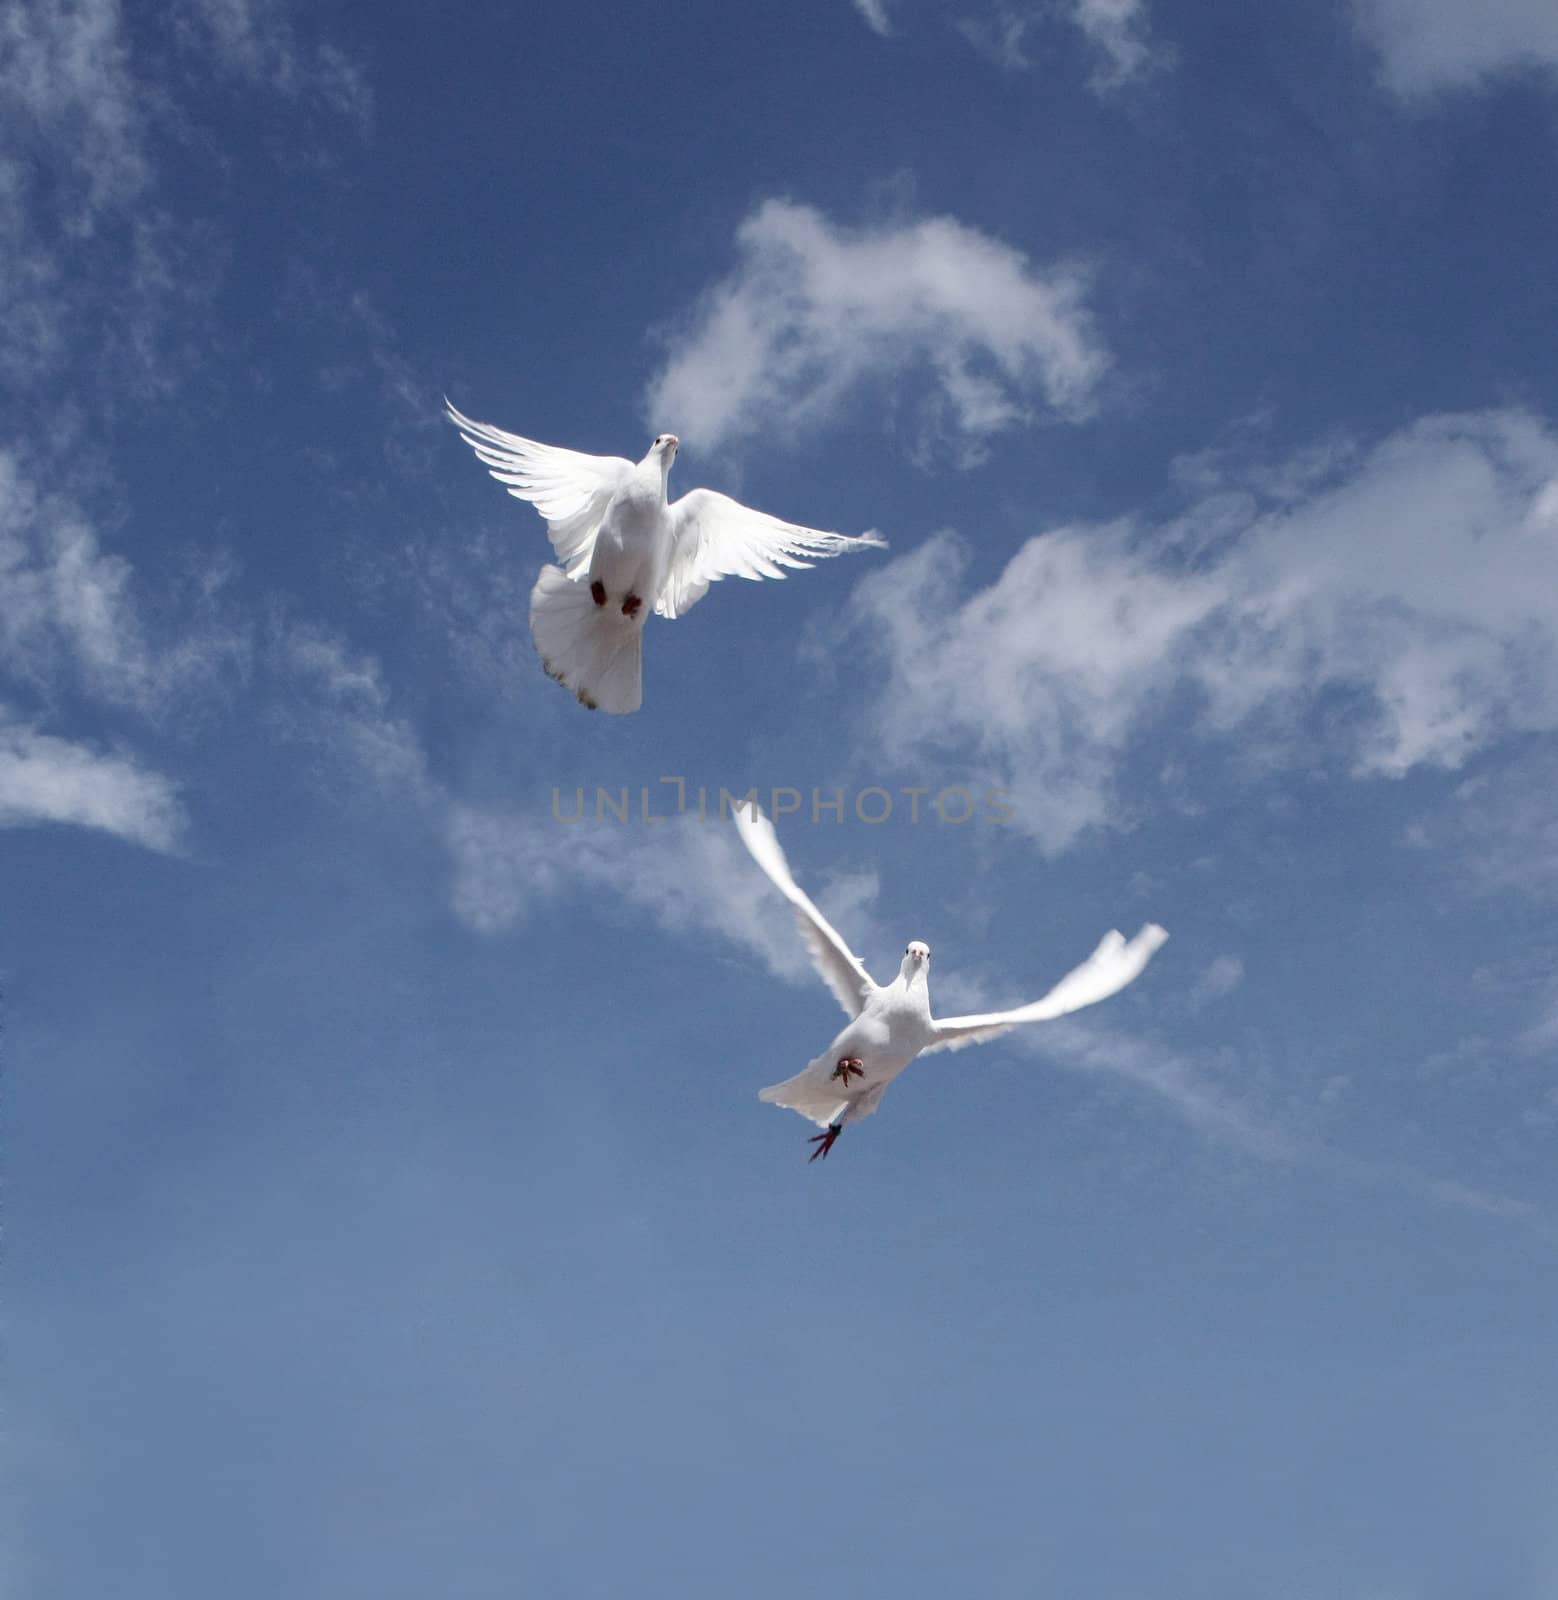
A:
[[901, 941, 931, 981], [651, 433, 679, 466]]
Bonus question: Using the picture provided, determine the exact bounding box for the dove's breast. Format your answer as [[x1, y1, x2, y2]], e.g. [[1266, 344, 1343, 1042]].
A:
[[850, 987, 935, 1062], [590, 477, 672, 604]]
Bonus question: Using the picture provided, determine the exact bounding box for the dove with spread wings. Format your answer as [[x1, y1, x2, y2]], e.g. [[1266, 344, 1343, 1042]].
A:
[[734, 804, 1169, 1161], [446, 403, 886, 714]]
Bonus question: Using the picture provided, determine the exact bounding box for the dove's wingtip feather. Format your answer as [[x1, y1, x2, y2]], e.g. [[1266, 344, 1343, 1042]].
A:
[[732, 802, 797, 892], [733, 804, 877, 1018], [731, 795, 772, 840]]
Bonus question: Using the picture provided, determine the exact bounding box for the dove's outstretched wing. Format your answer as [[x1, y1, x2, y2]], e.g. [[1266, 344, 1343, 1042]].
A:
[[446, 402, 634, 576], [734, 803, 878, 1019], [923, 925, 1169, 1055], [657, 489, 885, 620]]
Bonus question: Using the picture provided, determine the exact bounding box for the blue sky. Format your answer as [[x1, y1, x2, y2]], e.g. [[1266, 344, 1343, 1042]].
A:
[[6, 0, 1558, 1593]]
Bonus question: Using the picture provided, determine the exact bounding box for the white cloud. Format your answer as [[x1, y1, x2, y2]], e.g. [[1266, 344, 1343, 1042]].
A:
[[1191, 954, 1244, 1007], [849, 524, 1218, 850], [0, 449, 249, 716], [0, 442, 447, 853], [0, 449, 429, 845], [0, 711, 185, 850], [1351, 0, 1558, 96], [860, 0, 1165, 88], [1070, 0, 1158, 88], [645, 199, 1107, 462], [852, 0, 897, 35], [1035, 1019, 1540, 1222], [445, 805, 884, 991], [1520, 1000, 1558, 1054], [847, 409, 1558, 851], [1039, 1018, 1295, 1157], [0, 0, 149, 228], [273, 620, 429, 796], [173, 0, 372, 127], [0, 0, 367, 388], [1410, 1175, 1538, 1220], [1417, 750, 1558, 899], [0, 0, 150, 382], [954, 7, 1039, 70], [0, 0, 167, 386]]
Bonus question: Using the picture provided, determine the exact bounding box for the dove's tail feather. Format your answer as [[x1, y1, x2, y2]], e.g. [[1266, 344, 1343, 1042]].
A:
[[759, 1054, 876, 1128], [529, 564, 643, 714]]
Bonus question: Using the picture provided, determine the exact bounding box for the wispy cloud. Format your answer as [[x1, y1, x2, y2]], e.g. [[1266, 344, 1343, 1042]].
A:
[[1020, 1018, 1542, 1224], [311, 286, 445, 482], [0, 446, 433, 845], [0, 0, 152, 383], [445, 807, 886, 991], [847, 409, 1558, 850], [1405, 746, 1558, 900], [0, 710, 185, 851], [859, 0, 1167, 90], [271, 619, 431, 799], [1350, 0, 1558, 97], [0, 448, 249, 718], [1038, 1017, 1296, 1158], [1519, 997, 1558, 1054], [645, 199, 1107, 464], [172, 0, 372, 127], [954, 6, 1040, 69], [0, 0, 368, 391], [1190, 954, 1244, 1007], [851, 0, 897, 36], [1070, 0, 1161, 88], [1356, 0, 1558, 98], [959, 1, 1165, 89], [0, 0, 150, 229]]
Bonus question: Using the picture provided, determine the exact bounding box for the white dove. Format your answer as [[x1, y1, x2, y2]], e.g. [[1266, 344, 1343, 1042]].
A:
[[446, 402, 886, 714], [734, 804, 1169, 1161]]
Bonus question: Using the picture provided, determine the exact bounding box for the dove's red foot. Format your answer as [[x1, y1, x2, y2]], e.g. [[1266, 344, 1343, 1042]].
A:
[[621, 593, 642, 617], [831, 1056, 864, 1085], [807, 1123, 843, 1162], [590, 580, 606, 606]]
